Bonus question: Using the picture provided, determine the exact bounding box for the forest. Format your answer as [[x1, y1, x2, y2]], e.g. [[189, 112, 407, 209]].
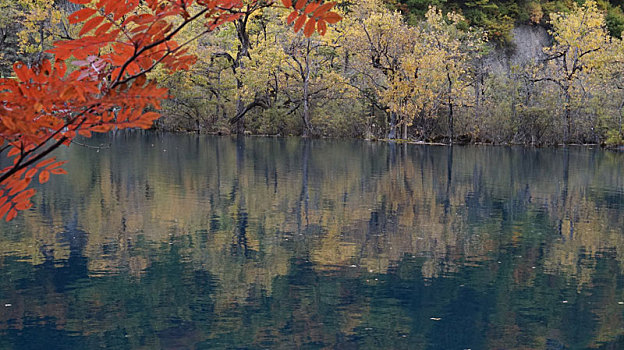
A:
[[2, 0, 624, 145]]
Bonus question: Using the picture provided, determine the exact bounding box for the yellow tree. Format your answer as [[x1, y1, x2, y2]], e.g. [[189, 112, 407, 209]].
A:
[[536, 0, 613, 143], [344, 1, 484, 141], [342, 0, 417, 139], [0, 0, 69, 75], [420, 8, 484, 143], [383, 7, 484, 141], [236, 6, 347, 136]]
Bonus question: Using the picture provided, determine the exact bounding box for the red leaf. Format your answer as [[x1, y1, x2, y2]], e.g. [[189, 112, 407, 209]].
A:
[[313, 2, 335, 17], [13, 62, 33, 82], [95, 22, 113, 35], [14, 202, 33, 211], [36, 158, 57, 169], [287, 11, 299, 24], [317, 19, 327, 35], [0, 201, 10, 218], [39, 171, 50, 184], [281, 0, 292, 7], [69, 8, 97, 24], [8, 180, 29, 196], [79, 16, 105, 36], [6, 209, 17, 222], [295, 0, 306, 10], [322, 12, 342, 24], [304, 18, 316, 37], [304, 2, 319, 15], [294, 14, 307, 33]]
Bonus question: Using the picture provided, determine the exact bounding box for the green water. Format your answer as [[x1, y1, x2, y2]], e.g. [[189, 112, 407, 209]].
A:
[[1, 133, 624, 349]]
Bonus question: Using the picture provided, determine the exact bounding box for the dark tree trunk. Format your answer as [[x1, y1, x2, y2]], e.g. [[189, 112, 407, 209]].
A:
[[388, 112, 397, 139], [447, 71, 454, 145], [302, 40, 312, 137]]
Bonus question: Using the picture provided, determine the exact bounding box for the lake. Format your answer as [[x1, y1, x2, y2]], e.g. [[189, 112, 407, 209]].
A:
[[1, 132, 624, 349]]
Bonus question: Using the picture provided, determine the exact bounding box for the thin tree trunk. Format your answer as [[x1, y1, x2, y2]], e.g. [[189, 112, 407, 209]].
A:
[[233, 16, 251, 135], [564, 89, 571, 144], [388, 112, 397, 139], [447, 71, 454, 145], [618, 98, 624, 138], [302, 39, 311, 137], [236, 79, 245, 134], [402, 118, 408, 139]]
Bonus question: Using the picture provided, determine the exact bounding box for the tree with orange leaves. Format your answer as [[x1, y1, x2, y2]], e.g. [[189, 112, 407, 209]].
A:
[[0, 0, 341, 221]]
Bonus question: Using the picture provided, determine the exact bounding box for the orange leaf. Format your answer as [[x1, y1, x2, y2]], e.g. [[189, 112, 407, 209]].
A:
[[317, 19, 327, 35], [0, 202, 11, 219], [304, 18, 316, 37], [69, 8, 97, 24], [304, 2, 319, 14], [12, 189, 36, 204], [45, 160, 67, 170], [50, 168, 68, 175], [25, 168, 38, 179], [7, 147, 20, 157], [80, 16, 105, 36], [295, 0, 306, 10], [287, 11, 299, 24], [8, 180, 29, 196], [142, 112, 161, 121], [36, 157, 57, 169], [313, 2, 335, 17], [281, 0, 292, 7], [14, 202, 33, 211], [6, 209, 17, 222], [95, 22, 113, 35], [294, 14, 307, 33], [322, 12, 342, 24], [91, 125, 113, 133], [39, 171, 50, 184]]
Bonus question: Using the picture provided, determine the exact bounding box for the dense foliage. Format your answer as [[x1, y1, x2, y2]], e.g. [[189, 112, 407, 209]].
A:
[[153, 0, 624, 146], [391, 0, 624, 42], [3, 0, 624, 147]]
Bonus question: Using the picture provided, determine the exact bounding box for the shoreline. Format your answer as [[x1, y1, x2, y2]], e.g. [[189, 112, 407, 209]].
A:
[[150, 128, 623, 150]]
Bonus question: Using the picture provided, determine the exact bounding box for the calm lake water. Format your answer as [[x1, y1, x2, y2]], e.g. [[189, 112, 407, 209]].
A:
[[1, 133, 624, 349]]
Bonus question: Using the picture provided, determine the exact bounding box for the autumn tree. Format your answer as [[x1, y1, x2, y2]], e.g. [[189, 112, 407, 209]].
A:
[[535, 0, 614, 143], [0, 0, 342, 221], [343, 0, 416, 139], [343, 1, 484, 141], [210, 0, 275, 134]]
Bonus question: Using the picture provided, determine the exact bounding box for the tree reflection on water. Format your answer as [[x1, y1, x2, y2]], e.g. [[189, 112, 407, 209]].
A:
[[1, 133, 623, 349]]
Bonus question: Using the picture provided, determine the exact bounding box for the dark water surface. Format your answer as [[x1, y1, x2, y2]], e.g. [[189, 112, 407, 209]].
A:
[[1, 133, 624, 349]]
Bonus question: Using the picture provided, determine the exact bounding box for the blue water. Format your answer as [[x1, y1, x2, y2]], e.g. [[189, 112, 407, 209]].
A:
[[1, 133, 623, 349]]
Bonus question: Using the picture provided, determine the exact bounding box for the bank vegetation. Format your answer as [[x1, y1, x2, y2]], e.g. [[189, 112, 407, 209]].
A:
[[2, 0, 624, 145]]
